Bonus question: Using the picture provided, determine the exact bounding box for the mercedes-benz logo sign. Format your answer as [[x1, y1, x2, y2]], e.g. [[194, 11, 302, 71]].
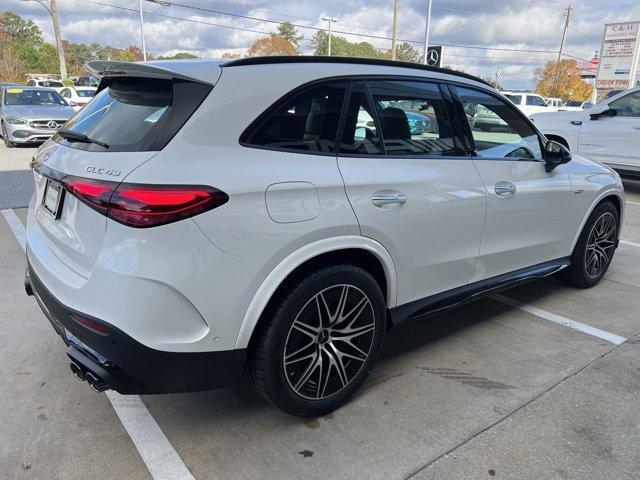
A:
[[47, 120, 58, 129], [426, 49, 439, 67]]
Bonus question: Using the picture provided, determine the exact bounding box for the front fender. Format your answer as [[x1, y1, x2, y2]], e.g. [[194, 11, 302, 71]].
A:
[[234, 236, 397, 349], [569, 185, 625, 252]]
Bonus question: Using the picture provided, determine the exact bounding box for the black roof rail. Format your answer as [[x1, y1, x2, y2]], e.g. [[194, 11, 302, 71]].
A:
[[221, 55, 491, 87]]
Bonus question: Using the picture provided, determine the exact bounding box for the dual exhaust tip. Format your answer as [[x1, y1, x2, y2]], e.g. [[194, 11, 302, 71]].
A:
[[70, 361, 110, 393]]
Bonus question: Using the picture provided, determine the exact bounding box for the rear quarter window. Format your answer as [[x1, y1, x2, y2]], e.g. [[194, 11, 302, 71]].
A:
[[241, 81, 348, 154]]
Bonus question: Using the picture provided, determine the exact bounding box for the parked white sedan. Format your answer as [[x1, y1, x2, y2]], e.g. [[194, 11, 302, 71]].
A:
[[59, 86, 97, 111], [531, 87, 640, 178]]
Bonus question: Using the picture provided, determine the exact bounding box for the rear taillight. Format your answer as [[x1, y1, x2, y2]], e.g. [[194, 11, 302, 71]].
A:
[[61, 176, 228, 228]]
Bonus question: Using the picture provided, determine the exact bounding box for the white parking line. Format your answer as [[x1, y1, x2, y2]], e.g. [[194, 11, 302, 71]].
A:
[[1, 209, 26, 250], [492, 293, 627, 345], [107, 393, 196, 480], [621, 239, 640, 249], [626, 201, 640, 206], [1, 209, 196, 480]]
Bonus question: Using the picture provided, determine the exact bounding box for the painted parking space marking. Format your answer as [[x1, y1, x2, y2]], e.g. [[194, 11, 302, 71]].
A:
[[107, 393, 196, 480], [491, 294, 627, 346], [620, 239, 640, 249], [626, 201, 640, 206], [1, 209, 196, 480], [1, 209, 26, 251]]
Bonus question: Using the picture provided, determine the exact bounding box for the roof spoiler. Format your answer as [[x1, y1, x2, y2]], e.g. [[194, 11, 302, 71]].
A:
[[85, 60, 211, 84]]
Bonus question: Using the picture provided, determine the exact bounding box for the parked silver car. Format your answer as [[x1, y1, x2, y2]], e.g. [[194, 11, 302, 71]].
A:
[[0, 86, 76, 147]]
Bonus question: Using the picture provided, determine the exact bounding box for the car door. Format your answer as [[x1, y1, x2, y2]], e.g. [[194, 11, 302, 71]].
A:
[[578, 89, 640, 171], [450, 85, 575, 282], [337, 79, 487, 306]]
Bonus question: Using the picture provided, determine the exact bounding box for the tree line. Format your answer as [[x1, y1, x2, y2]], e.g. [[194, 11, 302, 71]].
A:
[[0, 11, 197, 82]]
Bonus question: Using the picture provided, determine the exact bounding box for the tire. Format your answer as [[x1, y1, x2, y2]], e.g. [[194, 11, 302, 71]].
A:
[[2, 122, 15, 148], [247, 264, 386, 416], [556, 201, 619, 288]]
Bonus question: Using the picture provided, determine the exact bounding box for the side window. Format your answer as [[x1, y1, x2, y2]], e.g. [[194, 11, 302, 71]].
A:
[[506, 94, 522, 105], [609, 91, 640, 117], [526, 95, 546, 106], [453, 86, 543, 160], [244, 81, 347, 153], [27, 80, 35, 86], [61, 89, 69, 97], [339, 81, 382, 155], [365, 80, 457, 156]]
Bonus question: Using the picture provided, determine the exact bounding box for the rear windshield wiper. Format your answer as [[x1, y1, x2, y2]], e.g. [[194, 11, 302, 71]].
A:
[[57, 128, 110, 149]]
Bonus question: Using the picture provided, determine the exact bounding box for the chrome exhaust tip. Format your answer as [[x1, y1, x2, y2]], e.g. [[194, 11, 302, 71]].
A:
[[69, 362, 85, 382], [85, 372, 109, 393]]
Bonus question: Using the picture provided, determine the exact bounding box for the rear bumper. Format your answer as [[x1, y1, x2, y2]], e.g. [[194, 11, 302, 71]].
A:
[[26, 262, 247, 395]]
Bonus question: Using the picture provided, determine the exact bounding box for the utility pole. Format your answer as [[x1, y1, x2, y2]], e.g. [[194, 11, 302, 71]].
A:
[[321, 17, 338, 56], [494, 64, 501, 90], [391, 0, 400, 60], [422, 0, 433, 65], [49, 0, 67, 80], [553, 5, 572, 95], [138, 0, 147, 61], [21, 0, 67, 79]]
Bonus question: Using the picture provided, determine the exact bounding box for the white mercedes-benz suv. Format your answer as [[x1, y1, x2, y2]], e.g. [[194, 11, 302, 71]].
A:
[[25, 57, 624, 416]]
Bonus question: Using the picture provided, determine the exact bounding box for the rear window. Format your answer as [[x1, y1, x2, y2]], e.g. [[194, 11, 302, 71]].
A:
[[39, 80, 64, 88], [506, 94, 522, 104], [76, 89, 96, 98], [55, 77, 211, 152]]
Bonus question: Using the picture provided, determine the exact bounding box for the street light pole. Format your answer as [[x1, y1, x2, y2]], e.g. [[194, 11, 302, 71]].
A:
[[321, 17, 338, 56], [391, 0, 400, 60], [138, 0, 147, 61], [422, 0, 432, 65], [20, 0, 67, 80]]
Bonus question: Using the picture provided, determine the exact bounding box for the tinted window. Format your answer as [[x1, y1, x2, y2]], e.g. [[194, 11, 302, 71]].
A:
[[526, 95, 546, 106], [76, 89, 95, 98], [3, 89, 66, 106], [454, 86, 542, 160], [365, 80, 457, 156], [245, 81, 347, 153], [339, 81, 382, 155], [506, 94, 522, 104], [56, 77, 211, 152], [609, 91, 640, 117]]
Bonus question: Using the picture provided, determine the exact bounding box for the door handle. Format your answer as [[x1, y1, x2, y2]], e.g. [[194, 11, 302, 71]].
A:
[[494, 181, 516, 197], [372, 191, 407, 207]]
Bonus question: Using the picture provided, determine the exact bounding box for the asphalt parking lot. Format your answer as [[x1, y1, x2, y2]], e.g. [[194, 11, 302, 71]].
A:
[[2, 143, 640, 479]]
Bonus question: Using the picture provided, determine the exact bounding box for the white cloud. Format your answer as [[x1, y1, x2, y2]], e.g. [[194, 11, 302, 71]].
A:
[[3, 0, 640, 88]]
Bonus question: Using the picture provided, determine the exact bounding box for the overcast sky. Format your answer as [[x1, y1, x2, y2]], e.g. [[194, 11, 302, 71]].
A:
[[4, 0, 640, 88]]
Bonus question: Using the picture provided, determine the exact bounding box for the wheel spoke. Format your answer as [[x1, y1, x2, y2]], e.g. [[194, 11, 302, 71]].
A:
[[284, 340, 316, 365], [293, 350, 320, 391], [326, 343, 348, 386], [292, 319, 320, 339]]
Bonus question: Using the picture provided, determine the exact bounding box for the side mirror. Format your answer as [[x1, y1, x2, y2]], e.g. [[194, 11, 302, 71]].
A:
[[589, 104, 617, 120], [543, 140, 572, 172]]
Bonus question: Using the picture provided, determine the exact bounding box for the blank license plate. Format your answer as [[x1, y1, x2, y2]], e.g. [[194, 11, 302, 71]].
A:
[[43, 179, 63, 218]]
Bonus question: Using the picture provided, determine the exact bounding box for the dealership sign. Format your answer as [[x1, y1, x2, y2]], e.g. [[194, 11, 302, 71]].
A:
[[578, 53, 599, 78], [596, 21, 640, 89]]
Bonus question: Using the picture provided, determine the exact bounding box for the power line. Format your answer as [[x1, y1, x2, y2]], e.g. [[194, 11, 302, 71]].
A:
[[140, 0, 563, 54], [78, 0, 569, 60]]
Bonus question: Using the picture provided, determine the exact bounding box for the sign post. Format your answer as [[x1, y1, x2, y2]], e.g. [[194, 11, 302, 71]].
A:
[[596, 21, 640, 91]]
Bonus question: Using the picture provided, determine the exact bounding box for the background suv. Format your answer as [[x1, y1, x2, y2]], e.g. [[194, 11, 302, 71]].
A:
[[25, 57, 624, 416]]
